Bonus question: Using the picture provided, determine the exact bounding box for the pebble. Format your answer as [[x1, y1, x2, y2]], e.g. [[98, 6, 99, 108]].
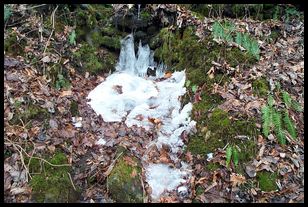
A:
[[279, 153, 286, 158]]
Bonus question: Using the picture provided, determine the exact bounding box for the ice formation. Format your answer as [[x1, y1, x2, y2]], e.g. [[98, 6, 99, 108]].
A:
[[145, 164, 189, 200], [87, 34, 195, 200]]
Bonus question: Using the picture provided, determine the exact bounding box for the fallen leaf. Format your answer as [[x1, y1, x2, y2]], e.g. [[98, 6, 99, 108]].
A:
[[60, 90, 72, 97], [148, 117, 162, 125], [131, 169, 137, 178], [123, 156, 137, 167], [164, 72, 172, 79], [41, 56, 51, 63], [230, 173, 246, 187], [112, 85, 123, 94]]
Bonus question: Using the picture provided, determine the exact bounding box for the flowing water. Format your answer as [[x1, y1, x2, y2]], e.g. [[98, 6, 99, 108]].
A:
[[87, 34, 195, 201]]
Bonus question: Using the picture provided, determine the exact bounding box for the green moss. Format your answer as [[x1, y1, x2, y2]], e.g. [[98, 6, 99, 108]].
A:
[[100, 36, 121, 50], [195, 186, 205, 195], [153, 26, 256, 88], [206, 162, 220, 171], [108, 151, 143, 203], [4, 32, 27, 57], [257, 171, 278, 192], [252, 77, 269, 97], [9, 104, 50, 126], [140, 10, 151, 21], [187, 108, 258, 172], [70, 101, 79, 117], [73, 43, 116, 74], [29, 152, 79, 203]]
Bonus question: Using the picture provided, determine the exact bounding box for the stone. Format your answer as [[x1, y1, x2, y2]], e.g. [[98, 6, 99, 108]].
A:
[[108, 148, 143, 203]]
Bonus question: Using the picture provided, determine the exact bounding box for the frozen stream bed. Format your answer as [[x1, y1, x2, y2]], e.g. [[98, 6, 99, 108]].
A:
[[87, 34, 196, 201]]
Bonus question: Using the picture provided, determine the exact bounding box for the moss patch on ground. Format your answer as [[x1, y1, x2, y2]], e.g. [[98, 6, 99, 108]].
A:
[[9, 103, 50, 126], [252, 77, 269, 97], [29, 152, 80, 203], [257, 171, 278, 192], [108, 147, 143, 203], [187, 108, 258, 172], [70, 100, 79, 117]]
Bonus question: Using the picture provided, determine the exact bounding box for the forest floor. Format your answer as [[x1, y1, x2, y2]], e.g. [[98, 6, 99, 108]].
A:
[[4, 4, 304, 203]]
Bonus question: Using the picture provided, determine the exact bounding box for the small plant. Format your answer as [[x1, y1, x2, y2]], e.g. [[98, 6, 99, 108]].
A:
[[226, 144, 239, 168], [235, 32, 260, 60], [55, 74, 71, 90], [261, 86, 301, 145], [212, 21, 236, 42], [69, 30, 76, 45]]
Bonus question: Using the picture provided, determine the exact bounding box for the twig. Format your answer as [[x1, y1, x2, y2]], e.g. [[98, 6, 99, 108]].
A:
[[103, 152, 124, 177], [5, 138, 71, 167], [140, 170, 147, 203], [67, 172, 77, 191], [43, 5, 58, 54]]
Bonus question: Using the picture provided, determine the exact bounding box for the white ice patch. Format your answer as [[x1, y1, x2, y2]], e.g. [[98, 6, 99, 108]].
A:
[[87, 34, 196, 201], [145, 163, 189, 201]]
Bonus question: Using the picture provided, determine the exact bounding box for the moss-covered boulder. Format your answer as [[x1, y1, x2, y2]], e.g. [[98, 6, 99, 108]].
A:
[[108, 148, 143, 203], [29, 152, 80, 203], [73, 43, 117, 74]]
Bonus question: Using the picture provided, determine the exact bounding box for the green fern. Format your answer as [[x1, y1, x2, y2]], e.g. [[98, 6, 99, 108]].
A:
[[268, 95, 274, 107], [283, 111, 297, 139], [232, 147, 239, 167], [226, 145, 233, 168], [282, 91, 292, 108], [291, 100, 303, 112], [261, 105, 272, 137], [272, 110, 286, 145]]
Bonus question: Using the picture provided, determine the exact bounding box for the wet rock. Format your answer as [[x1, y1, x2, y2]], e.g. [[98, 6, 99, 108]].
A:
[[108, 148, 143, 203]]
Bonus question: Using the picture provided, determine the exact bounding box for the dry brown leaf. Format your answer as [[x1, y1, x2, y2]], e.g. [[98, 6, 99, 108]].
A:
[[148, 117, 162, 125], [131, 169, 137, 178], [164, 72, 172, 79], [123, 156, 137, 167], [112, 85, 123, 94], [60, 90, 72, 97], [230, 173, 246, 187]]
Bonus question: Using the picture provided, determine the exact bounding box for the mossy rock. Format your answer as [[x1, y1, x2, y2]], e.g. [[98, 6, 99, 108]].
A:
[[29, 152, 80, 203], [252, 77, 269, 97], [4, 32, 27, 57], [257, 171, 278, 192], [152, 26, 256, 88], [73, 43, 117, 74], [108, 148, 143, 203]]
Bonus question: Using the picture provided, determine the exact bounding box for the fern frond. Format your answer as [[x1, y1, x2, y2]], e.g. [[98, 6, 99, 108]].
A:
[[272, 110, 286, 145], [276, 130, 286, 145], [283, 111, 297, 139], [235, 32, 242, 45], [226, 145, 233, 168], [232, 147, 239, 167], [268, 95, 274, 107], [261, 105, 271, 137], [291, 100, 303, 112], [282, 91, 292, 108]]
